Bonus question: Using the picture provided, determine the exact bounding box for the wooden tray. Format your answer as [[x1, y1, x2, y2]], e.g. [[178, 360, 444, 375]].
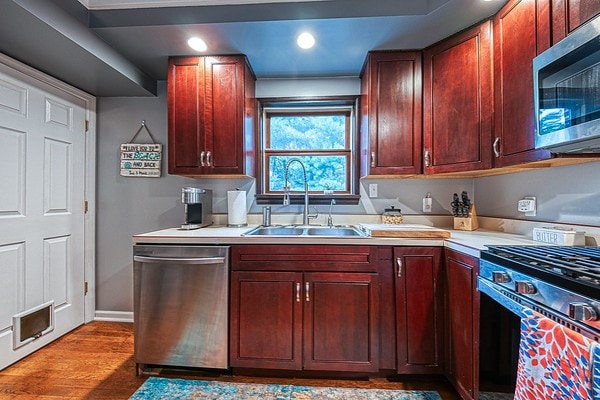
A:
[[360, 224, 451, 238]]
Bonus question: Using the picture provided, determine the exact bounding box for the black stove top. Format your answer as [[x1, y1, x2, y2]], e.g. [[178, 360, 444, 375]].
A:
[[480, 245, 600, 299]]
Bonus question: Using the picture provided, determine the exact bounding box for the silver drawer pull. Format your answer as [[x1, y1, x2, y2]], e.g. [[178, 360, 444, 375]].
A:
[[305, 282, 310, 302]]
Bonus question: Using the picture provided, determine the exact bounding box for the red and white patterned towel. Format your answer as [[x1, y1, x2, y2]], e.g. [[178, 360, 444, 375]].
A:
[[514, 308, 595, 400]]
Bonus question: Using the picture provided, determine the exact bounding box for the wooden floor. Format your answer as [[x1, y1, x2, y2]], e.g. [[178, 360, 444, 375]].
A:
[[0, 322, 462, 399]]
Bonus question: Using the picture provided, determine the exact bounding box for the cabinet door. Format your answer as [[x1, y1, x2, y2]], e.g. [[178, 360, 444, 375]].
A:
[[167, 57, 205, 175], [493, 0, 552, 167], [168, 55, 256, 176], [230, 271, 303, 370], [445, 249, 480, 400], [204, 56, 253, 175], [552, 0, 600, 43], [423, 22, 493, 174], [394, 247, 444, 374], [360, 51, 423, 176], [303, 272, 379, 372]]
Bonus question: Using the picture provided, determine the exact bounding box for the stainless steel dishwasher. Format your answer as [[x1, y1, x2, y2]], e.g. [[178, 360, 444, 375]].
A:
[[133, 245, 229, 372]]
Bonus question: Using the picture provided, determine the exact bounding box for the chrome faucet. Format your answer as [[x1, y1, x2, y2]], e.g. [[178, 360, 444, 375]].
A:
[[283, 159, 317, 225], [327, 199, 336, 228]]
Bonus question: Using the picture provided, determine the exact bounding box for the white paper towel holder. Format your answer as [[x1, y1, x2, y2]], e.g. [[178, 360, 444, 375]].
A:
[[227, 189, 248, 227]]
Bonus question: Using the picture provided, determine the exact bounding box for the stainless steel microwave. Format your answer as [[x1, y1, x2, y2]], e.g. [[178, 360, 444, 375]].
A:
[[533, 15, 600, 153]]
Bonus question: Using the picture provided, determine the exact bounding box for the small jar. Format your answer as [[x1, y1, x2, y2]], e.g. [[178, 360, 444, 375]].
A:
[[382, 206, 403, 225]]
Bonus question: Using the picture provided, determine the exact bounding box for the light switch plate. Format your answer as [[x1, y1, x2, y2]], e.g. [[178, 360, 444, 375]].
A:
[[368, 183, 378, 198]]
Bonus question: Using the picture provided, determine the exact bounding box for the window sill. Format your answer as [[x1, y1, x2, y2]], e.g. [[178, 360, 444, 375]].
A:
[[255, 194, 361, 206]]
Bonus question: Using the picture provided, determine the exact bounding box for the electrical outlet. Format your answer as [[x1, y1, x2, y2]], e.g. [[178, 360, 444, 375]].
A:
[[518, 196, 536, 216], [369, 183, 378, 198], [423, 195, 433, 213]]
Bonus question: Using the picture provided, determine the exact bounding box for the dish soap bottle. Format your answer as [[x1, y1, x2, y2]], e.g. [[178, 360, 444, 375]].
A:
[[382, 206, 403, 224]]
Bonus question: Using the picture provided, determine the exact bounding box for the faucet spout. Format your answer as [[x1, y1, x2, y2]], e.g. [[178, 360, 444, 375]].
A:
[[283, 159, 313, 225]]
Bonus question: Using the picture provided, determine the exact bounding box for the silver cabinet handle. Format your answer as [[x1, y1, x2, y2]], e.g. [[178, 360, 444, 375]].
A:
[[200, 151, 206, 167], [305, 282, 310, 302], [296, 282, 301, 303], [493, 137, 501, 158], [370, 151, 376, 168], [133, 255, 225, 265], [396, 257, 402, 278], [206, 151, 212, 167], [424, 150, 430, 167]]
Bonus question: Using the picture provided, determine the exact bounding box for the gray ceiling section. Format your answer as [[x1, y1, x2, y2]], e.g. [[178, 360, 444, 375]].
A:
[[1, 0, 156, 96], [0, 0, 507, 97]]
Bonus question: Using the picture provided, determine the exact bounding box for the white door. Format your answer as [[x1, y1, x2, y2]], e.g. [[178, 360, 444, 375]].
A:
[[0, 63, 87, 370]]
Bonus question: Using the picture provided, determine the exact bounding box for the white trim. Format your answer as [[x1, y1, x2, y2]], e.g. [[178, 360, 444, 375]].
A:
[[84, 0, 326, 10], [0, 52, 97, 325], [94, 311, 134, 323]]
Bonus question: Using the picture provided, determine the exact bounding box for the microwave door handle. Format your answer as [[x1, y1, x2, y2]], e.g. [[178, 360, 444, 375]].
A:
[[133, 255, 225, 265]]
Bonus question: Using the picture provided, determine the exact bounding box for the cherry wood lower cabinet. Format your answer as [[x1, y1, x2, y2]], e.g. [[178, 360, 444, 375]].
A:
[[445, 249, 480, 400], [394, 247, 444, 374], [229, 245, 380, 373]]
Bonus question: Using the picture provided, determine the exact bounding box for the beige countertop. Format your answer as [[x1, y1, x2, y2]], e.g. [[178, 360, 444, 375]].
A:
[[133, 223, 538, 258]]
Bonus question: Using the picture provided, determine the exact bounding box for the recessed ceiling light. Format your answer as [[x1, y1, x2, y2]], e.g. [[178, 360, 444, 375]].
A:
[[297, 32, 315, 49], [187, 37, 207, 52]]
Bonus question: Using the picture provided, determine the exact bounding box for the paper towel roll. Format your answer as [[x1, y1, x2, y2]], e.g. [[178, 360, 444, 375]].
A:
[[227, 190, 247, 227]]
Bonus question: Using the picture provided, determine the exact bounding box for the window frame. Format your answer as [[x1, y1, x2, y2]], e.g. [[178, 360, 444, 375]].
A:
[[256, 96, 360, 205]]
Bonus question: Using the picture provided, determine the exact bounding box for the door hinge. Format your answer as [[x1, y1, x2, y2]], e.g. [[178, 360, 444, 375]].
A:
[[84, 281, 89, 295], [84, 200, 89, 214], [85, 120, 89, 132]]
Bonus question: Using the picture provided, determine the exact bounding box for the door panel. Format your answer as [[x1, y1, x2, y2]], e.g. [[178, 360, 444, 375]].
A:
[[303, 272, 379, 372], [0, 65, 86, 370], [230, 271, 303, 370]]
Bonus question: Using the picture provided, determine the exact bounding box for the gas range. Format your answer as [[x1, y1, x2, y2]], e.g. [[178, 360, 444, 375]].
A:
[[480, 245, 600, 298], [479, 245, 600, 338]]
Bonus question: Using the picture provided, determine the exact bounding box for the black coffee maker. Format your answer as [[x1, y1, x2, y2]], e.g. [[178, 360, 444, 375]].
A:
[[181, 187, 213, 230]]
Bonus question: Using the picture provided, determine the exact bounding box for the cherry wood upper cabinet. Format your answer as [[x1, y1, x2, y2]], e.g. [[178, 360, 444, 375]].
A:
[[423, 22, 493, 174], [167, 55, 256, 176], [360, 51, 423, 176], [493, 0, 552, 167], [551, 0, 600, 44]]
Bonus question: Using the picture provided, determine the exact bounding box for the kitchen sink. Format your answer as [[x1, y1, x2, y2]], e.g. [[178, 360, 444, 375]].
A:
[[243, 225, 368, 237]]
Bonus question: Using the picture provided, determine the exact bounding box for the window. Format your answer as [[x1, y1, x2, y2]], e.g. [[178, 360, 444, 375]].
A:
[[257, 98, 359, 204]]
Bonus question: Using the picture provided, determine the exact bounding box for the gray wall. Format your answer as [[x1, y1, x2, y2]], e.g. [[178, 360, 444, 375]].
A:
[[474, 161, 600, 226], [95, 78, 600, 313]]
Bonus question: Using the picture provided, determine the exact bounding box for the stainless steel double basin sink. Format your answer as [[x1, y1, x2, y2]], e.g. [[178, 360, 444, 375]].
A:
[[243, 225, 368, 237]]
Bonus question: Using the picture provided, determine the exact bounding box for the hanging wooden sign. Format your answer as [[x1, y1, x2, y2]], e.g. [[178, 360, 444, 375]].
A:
[[120, 120, 162, 177]]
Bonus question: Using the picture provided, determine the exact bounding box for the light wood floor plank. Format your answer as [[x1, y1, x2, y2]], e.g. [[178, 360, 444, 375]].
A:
[[0, 322, 461, 399]]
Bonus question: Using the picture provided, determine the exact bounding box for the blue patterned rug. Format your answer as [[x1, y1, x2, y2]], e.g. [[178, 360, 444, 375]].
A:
[[130, 377, 442, 399]]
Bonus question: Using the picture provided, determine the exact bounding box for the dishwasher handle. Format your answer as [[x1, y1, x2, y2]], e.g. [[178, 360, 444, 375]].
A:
[[133, 255, 226, 265]]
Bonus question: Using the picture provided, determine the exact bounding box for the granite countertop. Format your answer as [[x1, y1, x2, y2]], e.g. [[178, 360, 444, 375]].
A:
[[133, 223, 538, 258]]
